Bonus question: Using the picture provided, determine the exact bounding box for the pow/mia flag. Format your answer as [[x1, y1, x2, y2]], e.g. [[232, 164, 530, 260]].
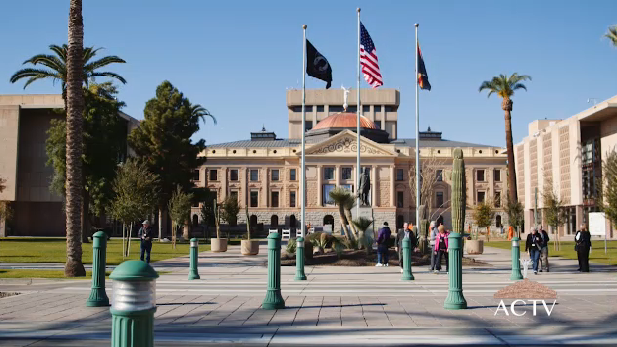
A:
[[306, 39, 332, 89]]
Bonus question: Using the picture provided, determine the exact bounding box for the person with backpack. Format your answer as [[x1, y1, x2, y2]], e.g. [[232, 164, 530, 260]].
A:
[[376, 222, 392, 267], [432, 225, 449, 273], [429, 221, 438, 270], [575, 224, 592, 272], [525, 227, 542, 275], [539, 227, 550, 272]]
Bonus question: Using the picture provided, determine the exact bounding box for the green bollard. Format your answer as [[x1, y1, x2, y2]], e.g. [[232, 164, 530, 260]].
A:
[[294, 236, 307, 281], [188, 238, 200, 280], [510, 237, 523, 280], [444, 232, 467, 310], [401, 236, 414, 280], [87, 231, 110, 307], [110, 260, 159, 347], [262, 232, 285, 310]]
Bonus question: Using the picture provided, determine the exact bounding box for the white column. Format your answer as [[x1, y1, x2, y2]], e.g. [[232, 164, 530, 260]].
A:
[[371, 165, 377, 207], [390, 165, 395, 207], [317, 166, 322, 207]]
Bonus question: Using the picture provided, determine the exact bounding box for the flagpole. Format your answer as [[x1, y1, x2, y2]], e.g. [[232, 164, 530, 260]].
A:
[[301, 24, 307, 237], [415, 23, 420, 229], [356, 7, 361, 217]]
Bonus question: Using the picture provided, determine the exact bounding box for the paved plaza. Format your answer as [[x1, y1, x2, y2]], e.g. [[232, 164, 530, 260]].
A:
[[0, 245, 616, 346]]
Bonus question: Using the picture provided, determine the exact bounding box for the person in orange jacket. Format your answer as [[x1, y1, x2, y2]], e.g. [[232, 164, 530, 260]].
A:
[[507, 226, 514, 241]]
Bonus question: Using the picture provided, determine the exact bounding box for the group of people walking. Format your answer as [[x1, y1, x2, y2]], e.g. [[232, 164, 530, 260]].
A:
[[375, 220, 450, 273]]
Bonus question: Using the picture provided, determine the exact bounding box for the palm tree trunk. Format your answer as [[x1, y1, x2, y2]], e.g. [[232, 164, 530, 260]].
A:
[[158, 206, 164, 240], [503, 98, 518, 203], [344, 209, 359, 241], [337, 207, 350, 240], [64, 0, 86, 277]]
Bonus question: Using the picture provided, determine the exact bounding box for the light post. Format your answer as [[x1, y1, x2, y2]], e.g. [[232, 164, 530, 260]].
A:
[[443, 232, 467, 310], [263, 232, 285, 310], [294, 236, 307, 281], [188, 238, 200, 280], [86, 231, 109, 307], [110, 260, 159, 347], [510, 237, 523, 280], [401, 236, 414, 280]]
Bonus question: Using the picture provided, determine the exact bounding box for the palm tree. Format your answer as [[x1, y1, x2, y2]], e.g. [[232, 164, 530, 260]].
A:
[[342, 193, 359, 242], [191, 104, 217, 125], [329, 187, 354, 241], [605, 25, 617, 46], [352, 217, 374, 254], [479, 73, 531, 204], [10, 44, 126, 99], [64, 0, 86, 277]]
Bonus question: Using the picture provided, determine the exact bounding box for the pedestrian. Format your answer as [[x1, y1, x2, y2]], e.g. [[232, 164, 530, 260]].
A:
[[432, 225, 449, 273], [575, 224, 592, 272], [376, 222, 392, 267], [525, 227, 542, 274], [138, 220, 154, 263], [429, 221, 438, 270], [396, 222, 417, 273], [539, 227, 550, 272]]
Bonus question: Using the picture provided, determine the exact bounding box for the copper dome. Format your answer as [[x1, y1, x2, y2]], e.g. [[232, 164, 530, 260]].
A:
[[312, 112, 378, 130]]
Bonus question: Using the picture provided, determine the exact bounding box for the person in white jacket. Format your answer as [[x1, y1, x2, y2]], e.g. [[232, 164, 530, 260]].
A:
[[429, 221, 438, 270]]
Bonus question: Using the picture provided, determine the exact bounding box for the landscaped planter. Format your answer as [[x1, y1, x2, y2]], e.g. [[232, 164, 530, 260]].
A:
[[241, 240, 259, 255], [211, 238, 228, 252], [466, 239, 484, 254]]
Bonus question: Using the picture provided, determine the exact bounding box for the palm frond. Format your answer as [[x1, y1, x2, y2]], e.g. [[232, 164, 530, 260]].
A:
[[191, 104, 216, 125], [329, 186, 352, 206], [511, 83, 527, 91], [605, 26, 617, 46], [84, 55, 126, 71], [89, 72, 127, 84], [83, 46, 102, 63], [478, 80, 494, 94], [48, 44, 68, 62], [10, 68, 61, 86]]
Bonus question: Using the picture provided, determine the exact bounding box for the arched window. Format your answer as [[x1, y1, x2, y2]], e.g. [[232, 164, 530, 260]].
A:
[[396, 215, 404, 228], [323, 215, 334, 230], [192, 214, 199, 227], [271, 215, 278, 228], [289, 215, 296, 228], [250, 215, 258, 227], [496, 215, 502, 228]]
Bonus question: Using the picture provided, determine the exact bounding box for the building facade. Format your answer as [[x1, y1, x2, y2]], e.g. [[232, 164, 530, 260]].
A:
[[0, 94, 139, 236], [514, 95, 617, 240], [197, 89, 508, 234]]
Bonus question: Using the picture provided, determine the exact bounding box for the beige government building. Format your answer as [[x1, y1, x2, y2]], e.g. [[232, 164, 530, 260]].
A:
[[196, 89, 509, 234], [515, 95, 617, 240]]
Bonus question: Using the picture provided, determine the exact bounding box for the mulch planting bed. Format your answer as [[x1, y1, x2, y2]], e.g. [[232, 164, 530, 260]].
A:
[[0, 292, 20, 299], [278, 249, 487, 267]]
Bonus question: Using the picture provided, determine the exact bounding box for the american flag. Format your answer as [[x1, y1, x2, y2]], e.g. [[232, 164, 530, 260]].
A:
[[360, 22, 383, 88]]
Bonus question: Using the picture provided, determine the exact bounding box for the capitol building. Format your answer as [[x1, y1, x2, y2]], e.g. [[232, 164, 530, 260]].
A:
[[195, 89, 508, 233]]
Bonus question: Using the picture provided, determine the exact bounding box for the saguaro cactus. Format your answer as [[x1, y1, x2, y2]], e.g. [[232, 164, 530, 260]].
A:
[[451, 148, 466, 233]]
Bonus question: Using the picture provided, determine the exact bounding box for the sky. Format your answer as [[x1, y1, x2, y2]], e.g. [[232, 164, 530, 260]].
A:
[[1, 0, 617, 147]]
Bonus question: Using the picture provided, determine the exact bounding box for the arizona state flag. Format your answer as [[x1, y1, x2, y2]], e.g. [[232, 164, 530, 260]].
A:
[[306, 39, 332, 89], [417, 44, 431, 91]]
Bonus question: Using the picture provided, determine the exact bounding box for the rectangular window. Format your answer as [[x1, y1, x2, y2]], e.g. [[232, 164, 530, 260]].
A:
[[396, 169, 404, 181], [250, 191, 259, 207], [341, 167, 352, 180], [290, 169, 296, 181], [329, 106, 344, 113], [290, 191, 296, 207], [193, 169, 200, 181], [436, 191, 444, 208], [230, 169, 239, 181], [271, 191, 279, 208], [494, 191, 501, 208], [436, 170, 443, 182], [272, 169, 279, 181], [477, 191, 486, 204], [292, 106, 312, 112], [397, 191, 404, 208], [385, 106, 394, 112], [324, 167, 335, 180], [230, 191, 238, 202], [209, 169, 217, 181], [363, 105, 370, 113], [494, 169, 501, 182], [304, 120, 313, 131], [347, 106, 357, 112], [374, 105, 382, 112], [250, 169, 259, 181], [476, 169, 485, 182], [323, 184, 335, 205], [316, 105, 324, 112]]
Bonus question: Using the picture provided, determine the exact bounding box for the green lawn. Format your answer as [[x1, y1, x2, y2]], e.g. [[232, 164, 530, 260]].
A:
[[485, 240, 617, 265], [0, 238, 211, 265], [0, 269, 170, 279]]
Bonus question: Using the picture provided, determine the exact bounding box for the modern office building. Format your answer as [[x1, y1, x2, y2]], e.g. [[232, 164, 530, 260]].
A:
[[197, 89, 508, 234], [0, 94, 139, 236], [514, 95, 617, 239]]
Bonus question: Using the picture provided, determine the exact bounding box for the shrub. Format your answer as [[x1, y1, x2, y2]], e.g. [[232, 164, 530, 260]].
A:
[[286, 238, 297, 254]]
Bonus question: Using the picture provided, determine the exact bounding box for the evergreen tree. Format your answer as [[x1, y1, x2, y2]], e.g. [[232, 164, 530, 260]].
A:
[[220, 196, 240, 227], [601, 149, 617, 226], [168, 185, 194, 248], [128, 81, 207, 239]]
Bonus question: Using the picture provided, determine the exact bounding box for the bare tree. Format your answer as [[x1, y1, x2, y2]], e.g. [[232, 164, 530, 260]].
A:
[[408, 155, 448, 219]]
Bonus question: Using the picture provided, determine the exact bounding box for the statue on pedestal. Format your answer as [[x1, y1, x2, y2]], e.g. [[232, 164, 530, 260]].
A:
[[358, 168, 371, 207]]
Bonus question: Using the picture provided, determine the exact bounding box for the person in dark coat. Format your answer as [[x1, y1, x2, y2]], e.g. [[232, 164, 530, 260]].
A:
[[396, 223, 417, 273], [376, 222, 392, 267], [525, 227, 542, 275], [539, 227, 550, 272], [575, 224, 592, 272], [138, 220, 154, 263]]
